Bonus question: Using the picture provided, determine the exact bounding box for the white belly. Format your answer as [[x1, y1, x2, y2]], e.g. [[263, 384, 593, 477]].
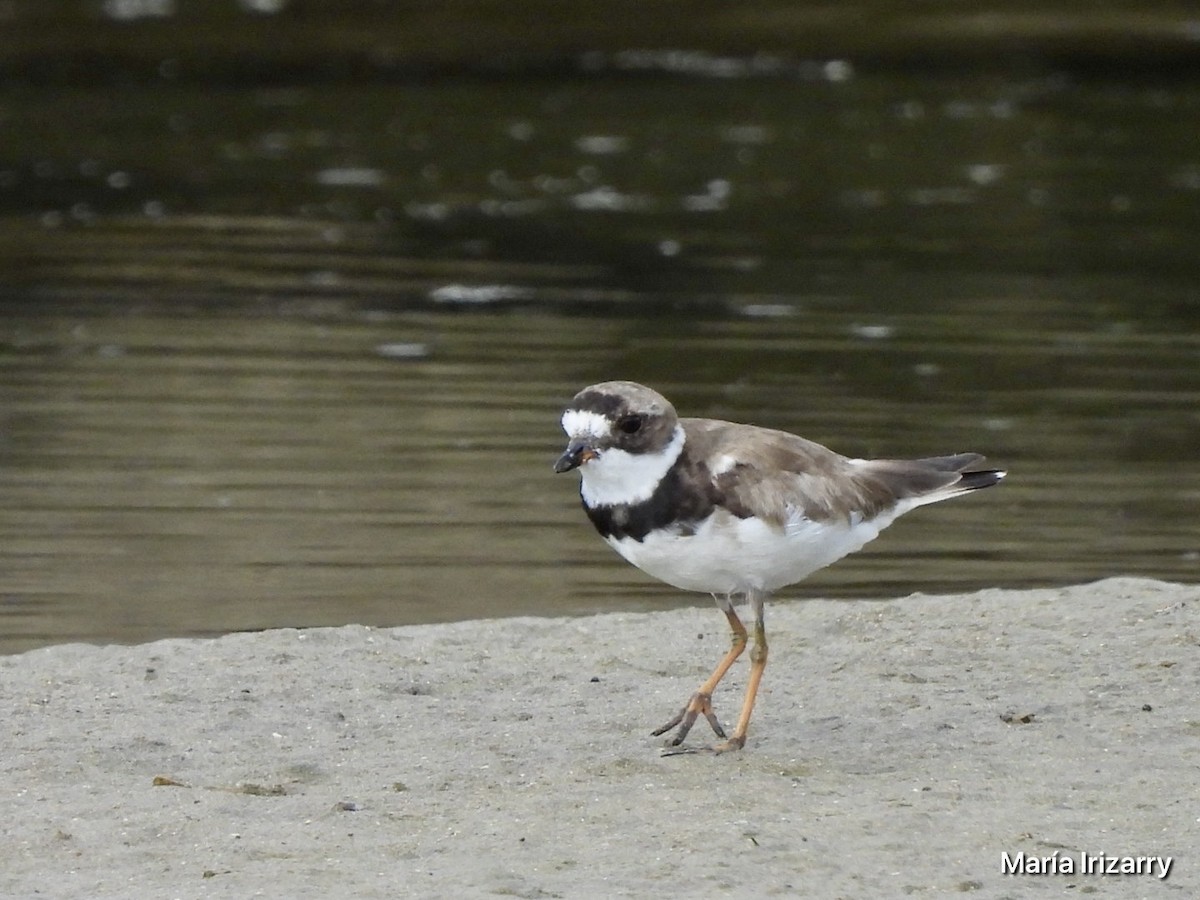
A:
[[605, 509, 895, 596]]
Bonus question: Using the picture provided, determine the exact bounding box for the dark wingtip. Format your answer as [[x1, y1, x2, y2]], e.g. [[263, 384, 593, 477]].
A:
[[959, 469, 1006, 491]]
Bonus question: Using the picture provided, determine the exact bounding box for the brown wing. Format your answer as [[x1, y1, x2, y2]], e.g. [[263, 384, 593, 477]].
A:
[[682, 418, 994, 526]]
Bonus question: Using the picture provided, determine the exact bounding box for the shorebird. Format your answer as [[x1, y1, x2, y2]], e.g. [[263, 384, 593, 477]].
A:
[[554, 380, 1005, 752]]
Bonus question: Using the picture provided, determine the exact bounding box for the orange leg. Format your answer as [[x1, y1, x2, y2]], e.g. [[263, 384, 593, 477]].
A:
[[711, 609, 767, 753], [658, 590, 769, 754], [652, 603, 747, 745]]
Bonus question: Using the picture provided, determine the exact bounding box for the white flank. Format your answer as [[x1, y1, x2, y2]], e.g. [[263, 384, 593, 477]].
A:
[[578, 425, 686, 507], [560, 409, 612, 441], [606, 506, 890, 595]]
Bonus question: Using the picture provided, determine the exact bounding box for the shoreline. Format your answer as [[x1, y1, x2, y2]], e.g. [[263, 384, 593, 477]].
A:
[[2, 578, 1195, 898]]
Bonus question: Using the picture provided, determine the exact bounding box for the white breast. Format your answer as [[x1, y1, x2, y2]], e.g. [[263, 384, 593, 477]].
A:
[[605, 508, 889, 596]]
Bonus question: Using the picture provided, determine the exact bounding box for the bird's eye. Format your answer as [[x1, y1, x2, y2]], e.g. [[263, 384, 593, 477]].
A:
[[617, 414, 643, 435]]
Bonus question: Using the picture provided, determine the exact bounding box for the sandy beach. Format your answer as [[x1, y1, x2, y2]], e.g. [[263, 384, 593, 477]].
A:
[[2, 578, 1195, 899]]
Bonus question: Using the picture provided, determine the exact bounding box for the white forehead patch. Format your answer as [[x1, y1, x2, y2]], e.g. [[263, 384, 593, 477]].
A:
[[561, 408, 612, 439]]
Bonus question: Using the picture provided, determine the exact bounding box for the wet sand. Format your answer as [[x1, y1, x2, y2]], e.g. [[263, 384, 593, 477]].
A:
[[2, 578, 1195, 898]]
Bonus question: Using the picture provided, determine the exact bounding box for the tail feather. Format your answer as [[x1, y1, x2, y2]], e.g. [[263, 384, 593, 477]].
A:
[[916, 452, 987, 473], [848, 454, 1005, 529], [864, 455, 1005, 496], [898, 465, 1005, 514], [912, 453, 1006, 495]]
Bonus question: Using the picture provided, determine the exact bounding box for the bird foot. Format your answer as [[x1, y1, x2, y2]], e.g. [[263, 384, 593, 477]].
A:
[[651, 691, 726, 746], [659, 735, 746, 757]]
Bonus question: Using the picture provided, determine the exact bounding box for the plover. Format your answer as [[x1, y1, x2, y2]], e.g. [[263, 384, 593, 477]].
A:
[[554, 380, 1005, 753]]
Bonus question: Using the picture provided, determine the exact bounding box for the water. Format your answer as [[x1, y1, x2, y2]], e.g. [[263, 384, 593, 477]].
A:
[[2, 35, 1199, 653]]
